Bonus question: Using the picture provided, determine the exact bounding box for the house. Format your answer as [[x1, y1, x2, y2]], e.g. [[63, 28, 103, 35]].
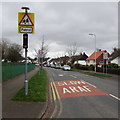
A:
[[74, 52, 88, 65], [86, 50, 109, 66], [110, 57, 120, 66]]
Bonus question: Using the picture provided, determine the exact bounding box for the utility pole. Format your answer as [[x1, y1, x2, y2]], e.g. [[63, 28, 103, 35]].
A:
[[89, 33, 97, 73]]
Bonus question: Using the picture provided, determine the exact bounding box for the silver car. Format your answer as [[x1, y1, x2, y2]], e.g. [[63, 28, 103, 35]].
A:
[[63, 65, 71, 71]]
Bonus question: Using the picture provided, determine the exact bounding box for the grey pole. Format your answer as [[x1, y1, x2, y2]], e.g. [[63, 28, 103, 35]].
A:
[[103, 60, 105, 73], [25, 48, 28, 96], [38, 51, 40, 75], [21, 7, 30, 96], [94, 34, 97, 73], [89, 33, 97, 73], [106, 60, 107, 74]]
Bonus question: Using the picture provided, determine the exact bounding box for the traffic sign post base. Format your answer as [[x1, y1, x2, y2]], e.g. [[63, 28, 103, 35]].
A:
[[24, 80, 28, 96]]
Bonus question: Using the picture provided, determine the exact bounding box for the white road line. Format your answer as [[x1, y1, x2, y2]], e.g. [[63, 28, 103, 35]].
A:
[[109, 94, 120, 101], [59, 74, 63, 77], [85, 81, 97, 88], [70, 75, 77, 78]]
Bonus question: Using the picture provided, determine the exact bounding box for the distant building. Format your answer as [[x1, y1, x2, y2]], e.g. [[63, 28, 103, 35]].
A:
[[74, 52, 88, 65], [111, 57, 120, 66], [86, 50, 109, 66]]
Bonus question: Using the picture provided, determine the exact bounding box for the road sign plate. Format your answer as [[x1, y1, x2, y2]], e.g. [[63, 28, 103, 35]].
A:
[[38, 50, 44, 58], [20, 27, 32, 33], [54, 80, 108, 99], [103, 52, 108, 59], [38, 50, 44, 55], [99, 61, 104, 65], [18, 12, 34, 34]]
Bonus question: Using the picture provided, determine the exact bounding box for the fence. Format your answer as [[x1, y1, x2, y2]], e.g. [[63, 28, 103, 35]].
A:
[[2, 62, 36, 81]]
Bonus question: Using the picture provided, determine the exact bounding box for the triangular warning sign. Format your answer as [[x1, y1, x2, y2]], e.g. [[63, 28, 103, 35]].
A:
[[19, 13, 34, 26]]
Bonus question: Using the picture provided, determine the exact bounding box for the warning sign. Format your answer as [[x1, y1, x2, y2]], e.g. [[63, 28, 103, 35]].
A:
[[19, 13, 34, 26], [54, 80, 108, 98], [103, 52, 108, 60], [38, 50, 44, 58], [18, 12, 34, 34]]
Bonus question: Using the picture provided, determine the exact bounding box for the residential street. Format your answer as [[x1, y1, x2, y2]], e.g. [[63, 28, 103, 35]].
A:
[[45, 67, 119, 118]]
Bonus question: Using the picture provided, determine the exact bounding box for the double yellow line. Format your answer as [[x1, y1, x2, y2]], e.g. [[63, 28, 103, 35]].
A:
[[51, 82, 60, 101]]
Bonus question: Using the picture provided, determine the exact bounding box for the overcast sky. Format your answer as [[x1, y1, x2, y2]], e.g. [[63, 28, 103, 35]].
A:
[[1, 1, 118, 58]]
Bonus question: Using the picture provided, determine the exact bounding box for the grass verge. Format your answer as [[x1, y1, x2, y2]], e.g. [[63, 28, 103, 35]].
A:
[[72, 69, 81, 72], [83, 71, 112, 78], [12, 69, 48, 102]]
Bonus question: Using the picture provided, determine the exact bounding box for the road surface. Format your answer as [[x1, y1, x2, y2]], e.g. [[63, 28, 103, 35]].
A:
[[45, 67, 119, 119]]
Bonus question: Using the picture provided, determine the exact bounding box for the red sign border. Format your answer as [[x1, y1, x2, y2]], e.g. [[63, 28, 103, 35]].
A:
[[19, 13, 34, 26]]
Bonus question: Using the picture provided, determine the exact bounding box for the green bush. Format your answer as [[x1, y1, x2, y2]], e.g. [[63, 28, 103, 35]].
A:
[[108, 63, 119, 68], [74, 64, 89, 70]]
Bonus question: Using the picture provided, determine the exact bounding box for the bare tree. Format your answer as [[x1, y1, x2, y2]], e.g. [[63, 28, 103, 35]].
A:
[[34, 36, 49, 59], [66, 42, 79, 64]]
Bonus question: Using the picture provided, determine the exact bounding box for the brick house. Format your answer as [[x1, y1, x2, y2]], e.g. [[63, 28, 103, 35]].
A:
[[86, 50, 109, 66]]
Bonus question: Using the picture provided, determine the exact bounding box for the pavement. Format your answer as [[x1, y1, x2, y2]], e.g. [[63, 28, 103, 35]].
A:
[[2, 67, 50, 119]]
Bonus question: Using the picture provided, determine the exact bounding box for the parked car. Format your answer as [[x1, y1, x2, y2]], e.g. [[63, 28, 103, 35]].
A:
[[55, 64, 61, 69], [51, 64, 56, 68], [63, 65, 71, 71]]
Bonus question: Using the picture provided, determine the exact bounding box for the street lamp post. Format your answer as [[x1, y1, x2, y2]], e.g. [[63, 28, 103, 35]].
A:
[[89, 33, 97, 73]]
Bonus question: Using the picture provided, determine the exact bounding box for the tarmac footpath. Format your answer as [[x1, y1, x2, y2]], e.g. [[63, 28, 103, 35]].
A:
[[2, 67, 49, 119]]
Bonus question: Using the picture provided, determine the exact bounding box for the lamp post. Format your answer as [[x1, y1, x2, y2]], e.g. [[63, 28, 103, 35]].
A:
[[89, 33, 97, 73]]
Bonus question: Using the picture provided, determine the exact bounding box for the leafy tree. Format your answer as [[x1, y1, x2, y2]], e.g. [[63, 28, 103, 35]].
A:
[[7, 43, 23, 62], [1, 40, 9, 61]]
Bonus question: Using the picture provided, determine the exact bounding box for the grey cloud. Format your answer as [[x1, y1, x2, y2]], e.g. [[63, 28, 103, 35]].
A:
[[2, 2, 118, 58]]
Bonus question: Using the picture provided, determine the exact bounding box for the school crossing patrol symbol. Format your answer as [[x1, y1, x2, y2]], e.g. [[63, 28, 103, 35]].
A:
[[18, 12, 34, 34]]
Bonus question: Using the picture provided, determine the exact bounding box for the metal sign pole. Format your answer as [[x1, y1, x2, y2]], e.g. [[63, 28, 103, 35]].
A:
[[21, 7, 29, 96], [19, 7, 34, 96], [25, 48, 28, 96], [106, 60, 107, 74], [39, 56, 40, 75], [103, 60, 104, 73]]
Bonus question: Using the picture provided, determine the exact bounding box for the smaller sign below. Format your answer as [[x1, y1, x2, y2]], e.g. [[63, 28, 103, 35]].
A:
[[103, 52, 108, 60], [20, 27, 32, 33], [99, 61, 104, 65], [39, 50, 44, 55], [38, 50, 44, 58]]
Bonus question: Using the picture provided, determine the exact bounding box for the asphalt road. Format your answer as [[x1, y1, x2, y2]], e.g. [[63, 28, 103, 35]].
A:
[[45, 67, 119, 119]]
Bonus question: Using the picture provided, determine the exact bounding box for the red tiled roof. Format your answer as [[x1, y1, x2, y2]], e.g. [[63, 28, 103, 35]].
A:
[[87, 50, 106, 60]]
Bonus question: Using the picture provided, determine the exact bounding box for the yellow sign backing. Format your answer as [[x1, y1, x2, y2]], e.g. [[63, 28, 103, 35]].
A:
[[18, 12, 34, 34]]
